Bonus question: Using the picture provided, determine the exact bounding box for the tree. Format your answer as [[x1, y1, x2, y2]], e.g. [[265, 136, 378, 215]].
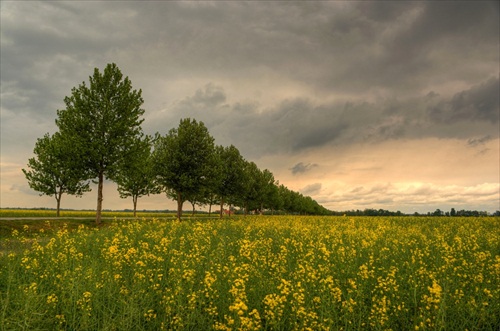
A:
[[256, 169, 276, 214], [212, 145, 246, 219], [113, 135, 157, 217], [55, 63, 145, 224], [432, 208, 444, 216], [278, 184, 292, 214], [152, 118, 215, 220], [267, 181, 283, 214], [22, 132, 90, 217], [236, 161, 264, 215]]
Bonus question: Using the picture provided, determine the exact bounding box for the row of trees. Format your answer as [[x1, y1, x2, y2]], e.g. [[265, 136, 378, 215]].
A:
[[330, 209, 405, 216], [331, 208, 498, 217], [428, 208, 493, 217], [22, 64, 329, 223], [153, 121, 328, 219]]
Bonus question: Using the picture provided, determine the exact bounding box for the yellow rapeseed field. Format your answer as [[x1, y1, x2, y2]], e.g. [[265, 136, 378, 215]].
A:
[[1, 216, 499, 330]]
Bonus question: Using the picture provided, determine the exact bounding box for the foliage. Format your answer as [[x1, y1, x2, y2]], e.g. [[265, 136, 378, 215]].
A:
[[277, 184, 330, 215], [1, 216, 499, 330], [25, 62, 328, 218], [212, 145, 246, 218], [55, 63, 145, 224], [152, 118, 215, 219], [22, 132, 91, 216], [255, 168, 277, 213], [25, 62, 330, 218], [235, 161, 280, 215], [113, 135, 158, 216]]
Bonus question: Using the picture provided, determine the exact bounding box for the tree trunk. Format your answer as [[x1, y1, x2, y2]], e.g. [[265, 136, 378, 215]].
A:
[[133, 195, 138, 217], [219, 197, 224, 219], [176, 191, 183, 220], [56, 190, 62, 217], [208, 194, 214, 216], [191, 202, 195, 216], [96, 171, 104, 225]]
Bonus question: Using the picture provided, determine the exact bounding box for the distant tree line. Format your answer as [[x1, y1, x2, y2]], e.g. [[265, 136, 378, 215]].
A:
[[22, 64, 329, 223], [330, 209, 405, 216], [330, 208, 499, 217], [425, 208, 495, 217]]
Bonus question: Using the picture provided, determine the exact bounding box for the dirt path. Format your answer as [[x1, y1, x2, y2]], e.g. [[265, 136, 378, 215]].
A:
[[0, 216, 219, 221]]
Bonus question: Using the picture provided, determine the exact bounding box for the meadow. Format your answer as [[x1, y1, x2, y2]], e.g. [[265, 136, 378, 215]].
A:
[[0, 216, 499, 330], [0, 209, 181, 219]]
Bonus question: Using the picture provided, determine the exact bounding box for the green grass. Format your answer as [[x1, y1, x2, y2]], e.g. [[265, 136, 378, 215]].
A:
[[0, 208, 182, 218], [1, 216, 499, 330], [0, 209, 215, 238]]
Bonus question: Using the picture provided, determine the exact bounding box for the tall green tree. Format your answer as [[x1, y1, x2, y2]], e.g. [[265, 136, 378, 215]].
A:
[[255, 168, 276, 214], [55, 63, 145, 224], [152, 118, 215, 220], [22, 132, 90, 217], [266, 181, 282, 214], [237, 161, 261, 215], [113, 135, 157, 217], [213, 145, 246, 218]]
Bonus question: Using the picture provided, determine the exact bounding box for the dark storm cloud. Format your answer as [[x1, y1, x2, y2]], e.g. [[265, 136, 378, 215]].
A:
[[1, 2, 132, 121], [428, 77, 500, 124], [172, 83, 230, 126], [150, 73, 498, 159], [110, 1, 495, 96], [3, 1, 498, 125], [357, 2, 412, 23], [268, 99, 348, 152], [190, 84, 227, 107], [319, 1, 499, 94], [397, 1, 499, 46], [290, 162, 318, 175], [151, 90, 352, 156], [467, 135, 493, 148]]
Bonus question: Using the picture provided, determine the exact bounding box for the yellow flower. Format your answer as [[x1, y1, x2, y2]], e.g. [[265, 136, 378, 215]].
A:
[[47, 294, 58, 305], [358, 264, 370, 279], [55, 314, 66, 325], [428, 281, 442, 298], [108, 245, 119, 254], [144, 309, 157, 321]]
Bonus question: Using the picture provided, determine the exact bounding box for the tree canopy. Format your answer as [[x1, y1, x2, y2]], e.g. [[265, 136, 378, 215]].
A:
[[22, 132, 90, 217], [55, 63, 145, 224], [24, 64, 329, 219], [152, 118, 215, 219], [212, 144, 246, 218], [113, 135, 158, 216]]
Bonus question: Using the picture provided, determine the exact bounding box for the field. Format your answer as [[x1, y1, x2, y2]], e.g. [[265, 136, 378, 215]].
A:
[[0, 209, 185, 219], [1, 216, 499, 330]]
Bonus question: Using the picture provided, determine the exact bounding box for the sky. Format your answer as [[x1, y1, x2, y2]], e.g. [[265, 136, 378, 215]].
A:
[[1, 1, 499, 214]]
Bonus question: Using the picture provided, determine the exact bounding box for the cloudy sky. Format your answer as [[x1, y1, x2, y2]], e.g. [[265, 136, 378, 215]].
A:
[[1, 1, 499, 214]]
